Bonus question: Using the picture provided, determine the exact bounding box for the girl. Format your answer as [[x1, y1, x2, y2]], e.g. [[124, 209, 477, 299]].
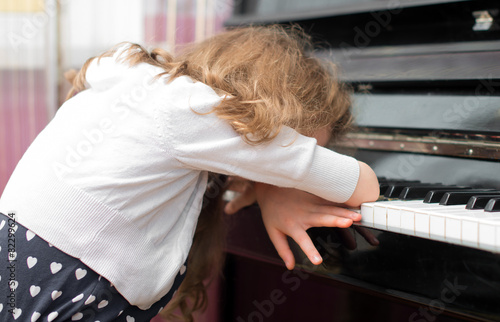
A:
[[0, 25, 379, 321]]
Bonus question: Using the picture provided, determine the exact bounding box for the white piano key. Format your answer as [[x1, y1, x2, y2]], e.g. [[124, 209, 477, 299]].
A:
[[373, 200, 419, 230], [478, 217, 500, 251], [479, 222, 496, 251], [459, 211, 498, 248], [415, 205, 465, 240], [433, 208, 470, 245], [386, 201, 425, 233], [497, 222, 500, 251], [415, 211, 430, 238], [427, 207, 463, 242], [387, 207, 402, 233], [429, 214, 446, 242], [392, 202, 451, 236], [359, 200, 500, 253], [400, 208, 415, 235], [373, 206, 387, 229], [447, 221, 461, 243], [440, 209, 468, 244], [428, 208, 498, 248], [360, 202, 377, 227]]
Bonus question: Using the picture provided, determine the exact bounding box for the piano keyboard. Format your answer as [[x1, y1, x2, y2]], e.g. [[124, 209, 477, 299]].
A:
[[357, 180, 500, 252]]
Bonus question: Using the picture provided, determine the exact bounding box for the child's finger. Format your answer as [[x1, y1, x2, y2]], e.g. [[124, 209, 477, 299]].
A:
[[223, 190, 256, 215], [290, 230, 323, 266], [267, 229, 296, 270], [316, 205, 361, 221], [226, 176, 253, 193], [311, 214, 353, 228]]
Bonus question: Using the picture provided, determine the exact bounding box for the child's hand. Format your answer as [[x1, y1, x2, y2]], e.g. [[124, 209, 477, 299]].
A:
[[254, 182, 361, 270], [64, 69, 78, 84], [224, 177, 256, 215]]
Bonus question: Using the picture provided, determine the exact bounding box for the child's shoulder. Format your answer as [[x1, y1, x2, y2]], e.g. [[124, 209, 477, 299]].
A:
[[163, 75, 223, 112], [85, 44, 162, 92]]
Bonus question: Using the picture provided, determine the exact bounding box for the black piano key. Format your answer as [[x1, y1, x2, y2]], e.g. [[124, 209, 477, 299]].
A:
[[466, 194, 500, 209], [424, 188, 495, 203], [379, 184, 390, 195], [399, 185, 470, 200], [485, 198, 500, 212], [379, 180, 420, 196], [384, 182, 433, 198], [439, 191, 500, 206]]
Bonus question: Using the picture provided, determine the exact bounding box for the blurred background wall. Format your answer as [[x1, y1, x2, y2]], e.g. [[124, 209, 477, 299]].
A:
[[0, 0, 233, 195]]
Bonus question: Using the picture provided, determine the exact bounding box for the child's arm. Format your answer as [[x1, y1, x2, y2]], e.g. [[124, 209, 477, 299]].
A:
[[343, 161, 380, 207], [224, 161, 379, 270]]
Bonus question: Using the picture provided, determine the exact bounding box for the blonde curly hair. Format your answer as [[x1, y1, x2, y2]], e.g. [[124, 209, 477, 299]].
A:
[[66, 25, 352, 321]]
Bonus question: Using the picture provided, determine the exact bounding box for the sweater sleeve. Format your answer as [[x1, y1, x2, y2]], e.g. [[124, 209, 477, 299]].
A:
[[157, 77, 360, 203]]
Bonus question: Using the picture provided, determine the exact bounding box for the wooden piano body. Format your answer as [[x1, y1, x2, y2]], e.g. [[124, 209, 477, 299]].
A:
[[218, 1, 500, 321]]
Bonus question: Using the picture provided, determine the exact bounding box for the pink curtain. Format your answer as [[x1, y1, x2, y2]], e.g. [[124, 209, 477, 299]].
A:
[[0, 69, 49, 195]]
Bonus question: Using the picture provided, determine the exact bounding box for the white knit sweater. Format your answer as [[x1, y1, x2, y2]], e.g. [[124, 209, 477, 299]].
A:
[[0, 48, 360, 308]]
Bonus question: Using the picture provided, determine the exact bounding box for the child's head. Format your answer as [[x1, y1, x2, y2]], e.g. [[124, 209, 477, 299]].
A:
[[69, 25, 352, 144], [169, 25, 353, 143]]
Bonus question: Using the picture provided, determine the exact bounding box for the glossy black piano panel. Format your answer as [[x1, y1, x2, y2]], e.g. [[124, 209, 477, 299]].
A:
[[312, 227, 500, 319], [223, 204, 500, 321]]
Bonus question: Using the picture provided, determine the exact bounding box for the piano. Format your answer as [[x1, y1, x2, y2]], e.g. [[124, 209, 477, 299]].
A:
[[220, 1, 500, 321]]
